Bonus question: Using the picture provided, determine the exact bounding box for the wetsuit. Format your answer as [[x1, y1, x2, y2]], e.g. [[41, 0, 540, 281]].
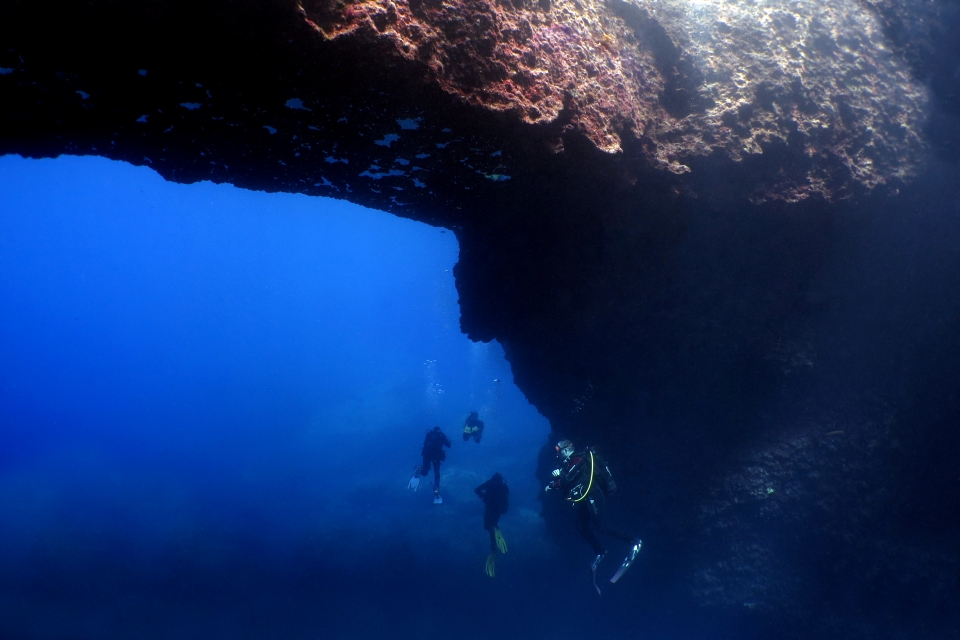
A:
[[475, 474, 509, 550], [420, 428, 451, 489], [548, 449, 631, 556]]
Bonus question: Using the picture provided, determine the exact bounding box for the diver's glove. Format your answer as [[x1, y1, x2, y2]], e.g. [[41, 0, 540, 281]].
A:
[[494, 527, 508, 554], [544, 483, 553, 493], [485, 552, 496, 578], [551, 469, 561, 477]]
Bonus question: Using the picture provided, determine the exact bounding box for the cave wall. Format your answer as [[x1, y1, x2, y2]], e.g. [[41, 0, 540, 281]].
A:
[[2, 0, 960, 637]]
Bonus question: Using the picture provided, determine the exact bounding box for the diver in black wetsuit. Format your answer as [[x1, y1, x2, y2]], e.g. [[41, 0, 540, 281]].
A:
[[475, 472, 509, 576], [545, 439, 641, 592], [419, 426, 451, 501], [462, 411, 485, 443], [475, 472, 509, 549]]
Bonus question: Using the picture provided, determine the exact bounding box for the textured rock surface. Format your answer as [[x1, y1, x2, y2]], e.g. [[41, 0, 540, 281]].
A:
[[0, 0, 934, 203], [2, 0, 960, 637], [301, 0, 929, 200]]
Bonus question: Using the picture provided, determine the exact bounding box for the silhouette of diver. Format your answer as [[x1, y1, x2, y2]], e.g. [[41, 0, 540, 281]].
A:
[[462, 411, 485, 443], [475, 472, 509, 576], [412, 426, 451, 503]]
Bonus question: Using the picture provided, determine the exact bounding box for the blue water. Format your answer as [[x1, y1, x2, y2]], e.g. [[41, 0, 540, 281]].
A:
[[0, 155, 602, 640]]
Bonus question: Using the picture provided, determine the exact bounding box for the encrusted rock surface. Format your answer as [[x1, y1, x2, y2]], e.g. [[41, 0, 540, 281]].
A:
[[0, 0, 934, 202], [303, 0, 928, 200]]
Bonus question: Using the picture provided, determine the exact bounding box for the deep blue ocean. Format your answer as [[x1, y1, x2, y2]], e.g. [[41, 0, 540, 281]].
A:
[[0, 155, 636, 639]]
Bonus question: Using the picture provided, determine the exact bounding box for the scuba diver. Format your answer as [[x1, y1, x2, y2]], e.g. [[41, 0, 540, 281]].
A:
[[462, 411, 485, 443], [545, 439, 642, 595], [407, 426, 452, 504], [474, 472, 509, 577]]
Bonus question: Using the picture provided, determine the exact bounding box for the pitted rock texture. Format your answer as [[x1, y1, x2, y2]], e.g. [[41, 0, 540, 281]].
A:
[[305, 0, 664, 154], [625, 0, 929, 200], [304, 0, 928, 200]]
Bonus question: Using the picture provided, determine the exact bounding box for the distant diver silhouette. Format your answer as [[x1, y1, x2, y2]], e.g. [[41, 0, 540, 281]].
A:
[[462, 410, 485, 443], [412, 426, 451, 504], [475, 472, 509, 576]]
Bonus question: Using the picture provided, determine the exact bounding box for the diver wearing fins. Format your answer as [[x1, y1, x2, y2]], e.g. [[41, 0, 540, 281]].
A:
[[545, 439, 641, 595], [462, 411, 485, 443], [475, 472, 509, 576], [407, 426, 452, 504]]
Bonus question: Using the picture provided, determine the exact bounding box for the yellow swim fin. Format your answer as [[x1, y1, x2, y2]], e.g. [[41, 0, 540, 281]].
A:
[[485, 552, 496, 577], [494, 527, 508, 554]]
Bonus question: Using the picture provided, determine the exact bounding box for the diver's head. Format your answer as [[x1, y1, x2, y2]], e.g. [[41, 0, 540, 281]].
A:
[[556, 439, 575, 460], [470, 411, 479, 418], [492, 472, 503, 482], [432, 426, 441, 432]]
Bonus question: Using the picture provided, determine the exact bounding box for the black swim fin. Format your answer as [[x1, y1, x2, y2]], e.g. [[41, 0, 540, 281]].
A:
[[609, 539, 641, 583], [591, 553, 604, 596], [407, 465, 421, 490]]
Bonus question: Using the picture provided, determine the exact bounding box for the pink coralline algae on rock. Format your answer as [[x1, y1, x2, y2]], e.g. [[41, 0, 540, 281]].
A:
[[302, 0, 662, 153], [301, 0, 928, 201]]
